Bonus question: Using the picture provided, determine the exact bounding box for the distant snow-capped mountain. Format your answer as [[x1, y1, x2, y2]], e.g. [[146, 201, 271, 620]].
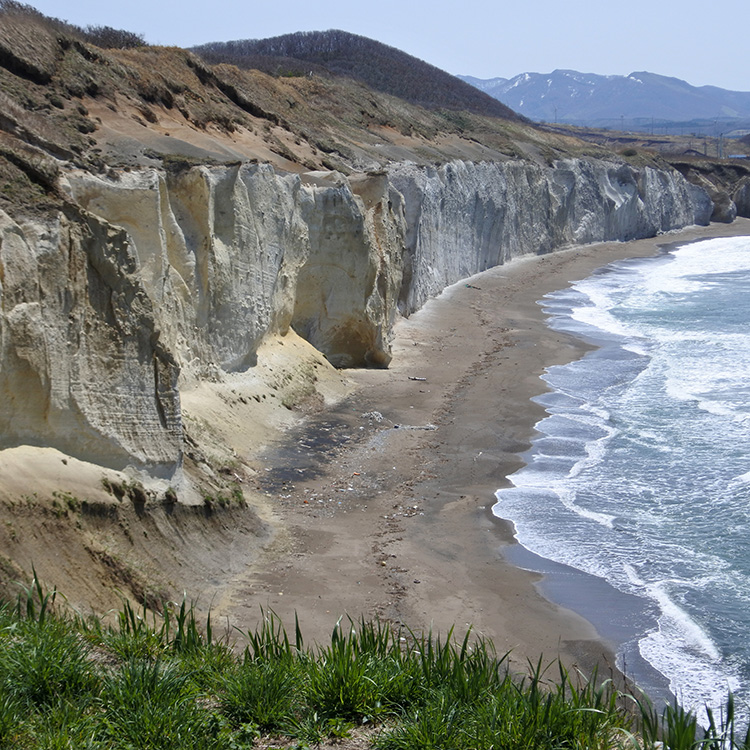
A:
[[459, 70, 750, 131]]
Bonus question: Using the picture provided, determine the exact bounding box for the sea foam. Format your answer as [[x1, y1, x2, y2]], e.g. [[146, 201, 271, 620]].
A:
[[494, 235, 750, 721]]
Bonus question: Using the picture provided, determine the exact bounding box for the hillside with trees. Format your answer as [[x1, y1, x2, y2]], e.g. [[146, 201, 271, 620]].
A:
[[193, 30, 521, 120]]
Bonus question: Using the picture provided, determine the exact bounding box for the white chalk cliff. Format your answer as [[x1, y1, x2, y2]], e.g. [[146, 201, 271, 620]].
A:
[[0, 158, 711, 476]]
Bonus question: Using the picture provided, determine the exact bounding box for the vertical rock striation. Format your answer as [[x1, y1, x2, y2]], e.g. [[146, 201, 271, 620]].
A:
[[64, 164, 311, 379], [0, 206, 181, 474], [1, 157, 711, 474], [292, 170, 406, 368], [389, 159, 711, 313]]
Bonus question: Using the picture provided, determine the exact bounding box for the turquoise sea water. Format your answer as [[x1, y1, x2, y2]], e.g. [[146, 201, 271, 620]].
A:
[[493, 235, 750, 719]]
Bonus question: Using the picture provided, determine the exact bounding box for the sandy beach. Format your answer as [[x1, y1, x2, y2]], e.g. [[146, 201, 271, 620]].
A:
[[213, 218, 750, 679]]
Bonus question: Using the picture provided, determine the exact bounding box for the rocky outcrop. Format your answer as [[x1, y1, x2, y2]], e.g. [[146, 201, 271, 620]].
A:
[[64, 165, 309, 380], [669, 160, 750, 222], [734, 177, 750, 218], [63, 164, 404, 374], [1, 157, 710, 475], [683, 170, 737, 223]]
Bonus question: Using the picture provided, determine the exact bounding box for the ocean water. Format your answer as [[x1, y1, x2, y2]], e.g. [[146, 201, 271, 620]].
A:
[[493, 235, 750, 719]]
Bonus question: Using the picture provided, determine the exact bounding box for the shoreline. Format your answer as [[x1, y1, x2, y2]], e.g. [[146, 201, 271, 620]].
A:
[[218, 218, 750, 684]]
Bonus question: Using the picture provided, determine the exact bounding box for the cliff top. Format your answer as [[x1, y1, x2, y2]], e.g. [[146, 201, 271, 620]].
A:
[[0, 2, 631, 218]]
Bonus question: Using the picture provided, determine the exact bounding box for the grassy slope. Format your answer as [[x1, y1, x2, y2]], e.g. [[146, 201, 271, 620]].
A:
[[1, 579, 734, 750]]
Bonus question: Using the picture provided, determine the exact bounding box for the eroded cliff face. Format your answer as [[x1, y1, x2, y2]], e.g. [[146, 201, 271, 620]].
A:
[[0, 157, 711, 477], [292, 171, 406, 368], [63, 164, 404, 375], [735, 178, 750, 218], [390, 159, 712, 313], [0, 207, 181, 474]]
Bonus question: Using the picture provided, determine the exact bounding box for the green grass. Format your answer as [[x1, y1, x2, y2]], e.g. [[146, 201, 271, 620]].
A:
[[0, 575, 747, 749], [99, 659, 223, 749]]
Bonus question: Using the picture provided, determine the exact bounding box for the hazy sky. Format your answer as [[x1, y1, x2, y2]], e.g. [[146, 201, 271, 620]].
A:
[[26, 0, 750, 92]]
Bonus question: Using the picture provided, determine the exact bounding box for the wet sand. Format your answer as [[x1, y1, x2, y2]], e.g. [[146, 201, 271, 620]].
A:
[[220, 219, 750, 678]]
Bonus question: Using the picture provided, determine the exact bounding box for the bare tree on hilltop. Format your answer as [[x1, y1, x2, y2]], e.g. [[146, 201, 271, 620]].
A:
[[0, 0, 146, 48]]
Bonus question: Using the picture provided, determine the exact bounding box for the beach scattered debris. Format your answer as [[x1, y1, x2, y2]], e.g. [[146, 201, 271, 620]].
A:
[[408, 376, 427, 381], [392, 423, 438, 431], [465, 284, 481, 290], [383, 504, 424, 519], [362, 411, 385, 422]]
